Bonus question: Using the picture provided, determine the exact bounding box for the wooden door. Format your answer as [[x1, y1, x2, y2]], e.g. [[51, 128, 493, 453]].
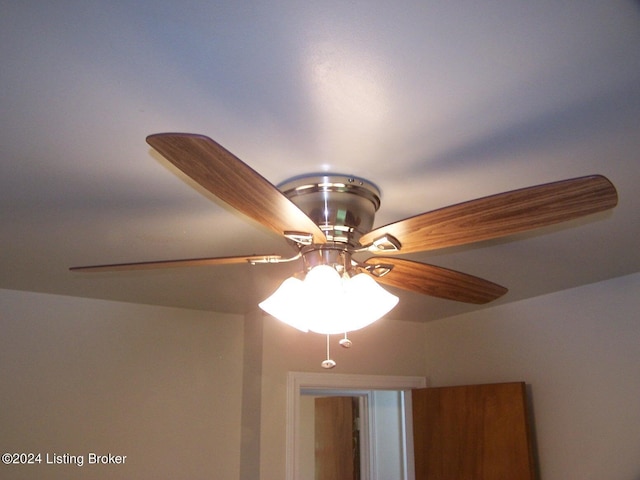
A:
[[315, 396, 360, 480], [412, 382, 535, 480]]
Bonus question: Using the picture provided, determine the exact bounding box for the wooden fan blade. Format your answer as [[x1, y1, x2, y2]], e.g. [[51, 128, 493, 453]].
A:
[[70, 254, 282, 273], [364, 257, 508, 304], [147, 133, 327, 244], [360, 175, 618, 253]]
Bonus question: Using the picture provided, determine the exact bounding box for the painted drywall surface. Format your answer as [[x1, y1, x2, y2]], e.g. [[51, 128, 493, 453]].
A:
[[239, 309, 264, 480], [259, 315, 428, 480], [422, 272, 640, 480], [0, 289, 244, 480]]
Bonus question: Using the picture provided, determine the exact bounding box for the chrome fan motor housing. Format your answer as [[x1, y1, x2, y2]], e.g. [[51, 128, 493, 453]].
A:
[[278, 174, 381, 248]]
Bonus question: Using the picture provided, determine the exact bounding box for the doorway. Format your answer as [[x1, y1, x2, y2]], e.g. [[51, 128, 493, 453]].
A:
[[286, 372, 427, 480], [301, 390, 413, 480]]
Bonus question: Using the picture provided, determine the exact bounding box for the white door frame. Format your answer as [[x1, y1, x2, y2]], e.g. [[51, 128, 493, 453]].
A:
[[286, 371, 427, 480]]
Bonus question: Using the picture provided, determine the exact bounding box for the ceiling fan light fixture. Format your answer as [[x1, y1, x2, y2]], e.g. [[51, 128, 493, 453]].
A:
[[258, 264, 398, 335], [74, 135, 619, 368]]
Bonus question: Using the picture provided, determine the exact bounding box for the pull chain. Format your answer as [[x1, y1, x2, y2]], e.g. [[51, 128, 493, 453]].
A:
[[321, 334, 336, 369], [339, 332, 352, 348]]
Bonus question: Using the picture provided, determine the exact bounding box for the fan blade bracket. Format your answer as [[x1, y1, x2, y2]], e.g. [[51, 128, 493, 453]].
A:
[[366, 234, 402, 253], [247, 255, 283, 265], [248, 253, 302, 265], [283, 231, 315, 246], [363, 263, 395, 278]]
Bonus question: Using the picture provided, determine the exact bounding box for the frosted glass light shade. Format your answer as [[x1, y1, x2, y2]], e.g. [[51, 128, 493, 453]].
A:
[[342, 273, 399, 331], [258, 277, 308, 332], [259, 265, 399, 334]]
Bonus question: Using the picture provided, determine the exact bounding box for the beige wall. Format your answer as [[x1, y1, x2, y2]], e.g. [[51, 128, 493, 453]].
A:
[[259, 314, 428, 480], [3, 272, 639, 479], [0, 289, 244, 480], [422, 272, 640, 479]]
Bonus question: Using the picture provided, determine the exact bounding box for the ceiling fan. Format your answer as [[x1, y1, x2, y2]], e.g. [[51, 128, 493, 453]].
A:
[[71, 132, 618, 329]]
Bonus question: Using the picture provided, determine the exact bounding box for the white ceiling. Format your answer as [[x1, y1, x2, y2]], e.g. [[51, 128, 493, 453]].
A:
[[2, 1, 639, 322]]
